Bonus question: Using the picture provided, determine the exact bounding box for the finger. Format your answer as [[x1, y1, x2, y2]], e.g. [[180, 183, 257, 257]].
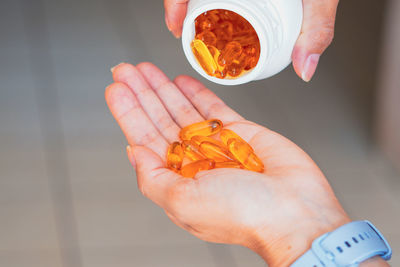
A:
[[164, 0, 189, 38], [105, 82, 169, 158], [174, 75, 244, 123], [137, 62, 205, 127], [128, 145, 194, 209], [292, 0, 339, 82], [112, 63, 181, 143]]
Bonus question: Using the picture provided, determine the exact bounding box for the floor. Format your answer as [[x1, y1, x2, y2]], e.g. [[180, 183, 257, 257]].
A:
[[0, 0, 398, 266]]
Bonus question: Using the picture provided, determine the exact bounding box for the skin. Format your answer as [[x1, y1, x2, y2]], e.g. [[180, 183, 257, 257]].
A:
[[164, 0, 340, 82], [106, 62, 389, 266]]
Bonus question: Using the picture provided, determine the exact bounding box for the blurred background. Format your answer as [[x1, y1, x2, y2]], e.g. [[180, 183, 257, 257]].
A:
[[1, 0, 399, 266]]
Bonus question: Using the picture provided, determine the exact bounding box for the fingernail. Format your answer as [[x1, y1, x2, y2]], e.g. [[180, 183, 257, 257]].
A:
[[301, 54, 320, 82], [110, 62, 125, 73], [165, 14, 181, 38], [172, 29, 182, 39], [126, 145, 136, 169]]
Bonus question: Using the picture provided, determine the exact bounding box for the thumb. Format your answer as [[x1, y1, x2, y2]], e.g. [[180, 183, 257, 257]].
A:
[[127, 145, 183, 207], [292, 0, 339, 82], [164, 0, 189, 38]]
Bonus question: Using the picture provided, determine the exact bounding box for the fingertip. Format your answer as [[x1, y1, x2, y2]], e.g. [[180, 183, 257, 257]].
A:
[[291, 44, 320, 82], [301, 54, 320, 82], [174, 75, 203, 90], [126, 145, 137, 169], [291, 45, 306, 79], [105, 82, 126, 104], [112, 63, 136, 82], [173, 75, 191, 85], [105, 82, 138, 119], [110, 62, 125, 73], [164, 0, 188, 38]]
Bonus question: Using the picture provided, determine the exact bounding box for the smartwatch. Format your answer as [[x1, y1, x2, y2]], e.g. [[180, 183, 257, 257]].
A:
[[290, 220, 392, 267]]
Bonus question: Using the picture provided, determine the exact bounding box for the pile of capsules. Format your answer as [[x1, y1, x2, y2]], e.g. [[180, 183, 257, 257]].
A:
[[166, 119, 264, 178], [191, 9, 260, 79]]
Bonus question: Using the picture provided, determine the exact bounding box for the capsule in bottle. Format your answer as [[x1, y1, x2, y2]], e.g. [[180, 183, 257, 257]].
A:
[[179, 119, 223, 141], [181, 159, 215, 178], [191, 39, 218, 76], [208, 45, 227, 79], [196, 31, 217, 47], [218, 41, 243, 66]]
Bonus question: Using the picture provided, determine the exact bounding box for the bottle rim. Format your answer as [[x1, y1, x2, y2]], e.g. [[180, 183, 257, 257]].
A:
[[182, 1, 274, 85]]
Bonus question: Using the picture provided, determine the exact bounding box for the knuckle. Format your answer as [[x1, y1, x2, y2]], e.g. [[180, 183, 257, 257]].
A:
[[311, 27, 335, 49], [207, 102, 223, 116], [138, 131, 159, 145], [137, 177, 148, 198]]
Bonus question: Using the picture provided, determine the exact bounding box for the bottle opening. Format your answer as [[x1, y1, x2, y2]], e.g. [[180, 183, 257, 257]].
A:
[[190, 9, 261, 80]]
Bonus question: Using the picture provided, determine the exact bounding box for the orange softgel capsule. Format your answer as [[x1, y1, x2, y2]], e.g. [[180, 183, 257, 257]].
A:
[[181, 159, 215, 178], [199, 141, 235, 162], [191, 135, 225, 148], [215, 161, 242, 169], [220, 129, 252, 151], [228, 139, 264, 173], [167, 141, 184, 171], [179, 119, 223, 140], [181, 140, 206, 161], [192, 9, 260, 79], [191, 39, 218, 76], [218, 41, 243, 66], [196, 31, 217, 47]]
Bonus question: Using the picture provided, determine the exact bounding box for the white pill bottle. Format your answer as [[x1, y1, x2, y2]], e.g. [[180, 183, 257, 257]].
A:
[[181, 0, 303, 85]]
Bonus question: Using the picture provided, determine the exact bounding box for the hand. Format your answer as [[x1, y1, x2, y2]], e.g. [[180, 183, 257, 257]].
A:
[[106, 62, 350, 266], [164, 0, 339, 82]]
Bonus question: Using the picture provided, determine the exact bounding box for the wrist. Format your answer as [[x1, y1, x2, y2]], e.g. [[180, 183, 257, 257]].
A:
[[360, 256, 390, 267], [247, 208, 351, 266]]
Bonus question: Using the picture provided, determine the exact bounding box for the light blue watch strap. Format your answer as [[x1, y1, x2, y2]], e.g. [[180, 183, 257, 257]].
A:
[[290, 221, 392, 267]]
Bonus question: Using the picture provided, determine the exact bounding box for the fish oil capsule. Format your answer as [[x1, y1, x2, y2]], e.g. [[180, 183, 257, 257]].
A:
[[199, 141, 235, 162], [218, 41, 242, 66], [207, 10, 220, 24], [181, 159, 215, 178], [228, 139, 264, 173], [216, 40, 228, 50], [232, 31, 259, 47], [220, 129, 253, 152], [215, 161, 242, 169], [191, 135, 225, 148], [179, 119, 223, 140], [214, 21, 234, 41], [226, 56, 246, 77], [167, 142, 184, 170], [191, 39, 218, 76], [196, 31, 217, 47], [195, 17, 214, 33], [243, 44, 260, 70], [181, 140, 205, 161], [207, 46, 227, 79]]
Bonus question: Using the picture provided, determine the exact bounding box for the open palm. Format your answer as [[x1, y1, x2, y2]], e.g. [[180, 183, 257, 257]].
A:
[[106, 63, 349, 266]]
